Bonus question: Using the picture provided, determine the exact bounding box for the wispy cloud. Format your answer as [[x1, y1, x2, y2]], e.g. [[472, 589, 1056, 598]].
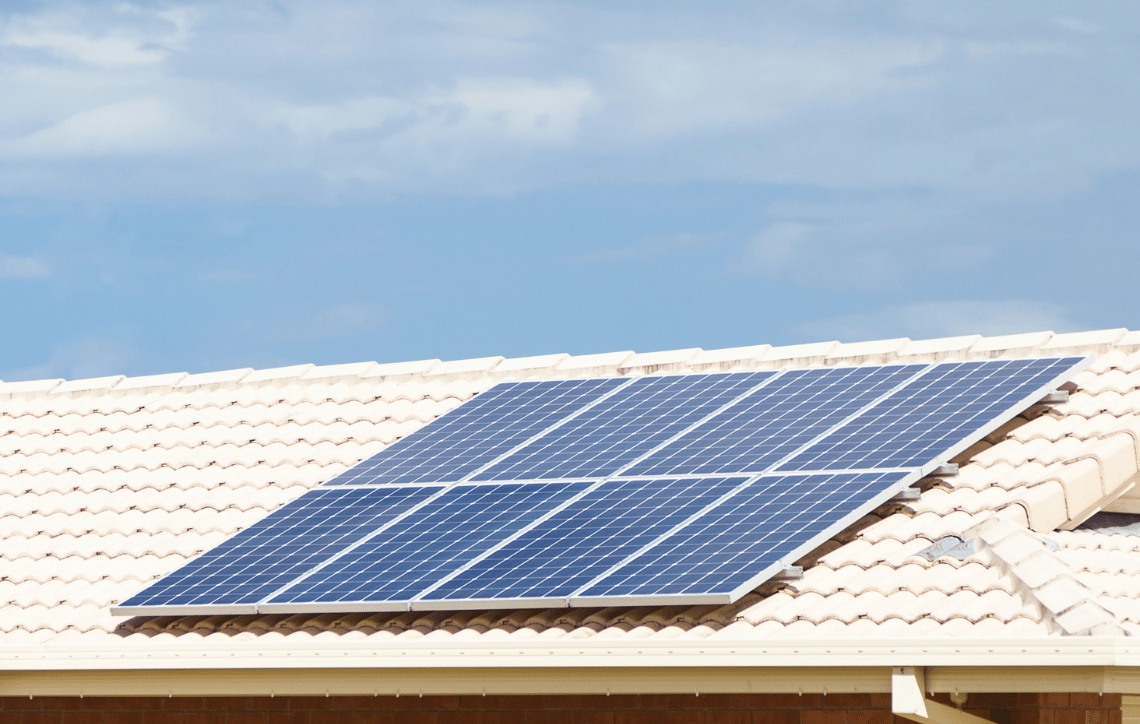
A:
[[0, 255, 49, 279]]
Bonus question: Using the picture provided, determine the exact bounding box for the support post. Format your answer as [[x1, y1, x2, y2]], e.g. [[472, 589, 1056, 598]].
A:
[[892, 667, 991, 724]]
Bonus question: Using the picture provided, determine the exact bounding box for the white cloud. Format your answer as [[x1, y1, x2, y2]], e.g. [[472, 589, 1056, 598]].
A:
[[793, 300, 1080, 343], [0, 255, 49, 279], [2, 97, 200, 158], [4, 31, 167, 67], [605, 39, 942, 139]]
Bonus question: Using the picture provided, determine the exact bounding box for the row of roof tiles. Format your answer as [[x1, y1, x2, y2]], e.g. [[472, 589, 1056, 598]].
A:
[[1, 328, 1136, 398]]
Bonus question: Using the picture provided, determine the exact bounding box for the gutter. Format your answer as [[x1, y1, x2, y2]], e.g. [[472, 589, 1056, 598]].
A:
[[0, 639, 1138, 697]]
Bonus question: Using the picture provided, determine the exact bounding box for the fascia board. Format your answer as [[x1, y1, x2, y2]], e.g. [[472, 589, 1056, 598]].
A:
[[3, 638, 1140, 672], [0, 664, 1137, 698]]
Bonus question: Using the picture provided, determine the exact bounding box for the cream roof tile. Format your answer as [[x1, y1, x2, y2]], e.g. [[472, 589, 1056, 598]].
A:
[[493, 353, 569, 378], [689, 344, 772, 371], [969, 330, 1054, 356], [897, 335, 981, 360], [1042, 328, 1128, 354], [618, 348, 702, 375], [114, 372, 189, 392], [6, 328, 1140, 652], [824, 337, 909, 364], [243, 364, 315, 383], [55, 376, 126, 394], [756, 341, 837, 367], [0, 379, 64, 396]]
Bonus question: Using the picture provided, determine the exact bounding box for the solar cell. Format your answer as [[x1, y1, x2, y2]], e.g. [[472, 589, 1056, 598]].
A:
[[778, 357, 1085, 472], [113, 485, 439, 615], [624, 365, 924, 478], [323, 377, 626, 486], [473, 372, 773, 481], [265, 481, 588, 611], [575, 471, 911, 603], [419, 476, 748, 606]]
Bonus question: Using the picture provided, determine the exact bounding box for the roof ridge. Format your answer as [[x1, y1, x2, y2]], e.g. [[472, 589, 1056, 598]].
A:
[[0, 327, 1135, 399], [966, 517, 1128, 636]]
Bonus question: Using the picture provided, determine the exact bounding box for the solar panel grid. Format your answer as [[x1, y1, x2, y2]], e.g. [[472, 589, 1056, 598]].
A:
[[424, 475, 748, 603], [624, 364, 925, 478], [271, 481, 588, 605], [114, 355, 1092, 617], [118, 485, 439, 610], [578, 471, 909, 600], [473, 372, 773, 481], [324, 377, 626, 486]]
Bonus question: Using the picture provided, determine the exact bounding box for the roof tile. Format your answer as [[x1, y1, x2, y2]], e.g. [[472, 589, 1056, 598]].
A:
[[617, 348, 702, 375], [970, 331, 1052, 357]]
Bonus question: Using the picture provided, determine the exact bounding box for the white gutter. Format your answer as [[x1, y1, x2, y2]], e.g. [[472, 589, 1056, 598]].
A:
[[3, 637, 1140, 671]]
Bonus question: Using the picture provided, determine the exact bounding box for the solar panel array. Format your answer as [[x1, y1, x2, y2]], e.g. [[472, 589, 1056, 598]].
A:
[[115, 356, 1088, 617]]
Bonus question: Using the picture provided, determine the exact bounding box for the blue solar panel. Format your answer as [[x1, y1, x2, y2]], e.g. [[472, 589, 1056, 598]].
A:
[[115, 485, 439, 612], [779, 357, 1085, 472], [472, 372, 773, 481], [420, 476, 747, 604], [267, 481, 588, 607], [624, 365, 924, 478], [323, 377, 626, 486], [576, 471, 910, 601]]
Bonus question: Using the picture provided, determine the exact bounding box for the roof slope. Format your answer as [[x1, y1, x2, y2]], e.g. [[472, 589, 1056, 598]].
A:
[[3, 329, 1140, 652]]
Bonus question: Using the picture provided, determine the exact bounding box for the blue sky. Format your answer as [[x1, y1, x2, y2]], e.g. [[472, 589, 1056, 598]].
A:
[[1, 1, 1138, 381]]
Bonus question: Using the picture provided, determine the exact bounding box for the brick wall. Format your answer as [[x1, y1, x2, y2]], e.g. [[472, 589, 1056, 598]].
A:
[[0, 693, 1122, 724]]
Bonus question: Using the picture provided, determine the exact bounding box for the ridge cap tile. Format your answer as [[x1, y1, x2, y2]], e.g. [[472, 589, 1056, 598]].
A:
[[494, 353, 570, 375], [362, 358, 441, 378], [970, 330, 1053, 355], [114, 372, 189, 391], [555, 350, 634, 374], [897, 335, 982, 357], [55, 376, 126, 394], [617, 348, 702, 372], [425, 356, 504, 376], [174, 368, 254, 388], [689, 344, 773, 369], [1045, 328, 1129, 350], [0, 378, 65, 395], [300, 362, 379, 380], [824, 337, 909, 360], [243, 364, 316, 383], [757, 340, 838, 365]]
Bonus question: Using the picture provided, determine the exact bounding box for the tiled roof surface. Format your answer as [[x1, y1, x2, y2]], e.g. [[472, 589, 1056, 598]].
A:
[[4, 329, 1140, 649]]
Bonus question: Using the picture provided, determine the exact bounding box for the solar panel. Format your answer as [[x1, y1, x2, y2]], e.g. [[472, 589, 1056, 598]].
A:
[[263, 481, 588, 612], [323, 377, 626, 486], [114, 354, 1091, 617], [575, 471, 912, 605], [779, 357, 1080, 472], [625, 365, 923, 477], [416, 476, 748, 608], [114, 485, 440, 616], [472, 372, 773, 481]]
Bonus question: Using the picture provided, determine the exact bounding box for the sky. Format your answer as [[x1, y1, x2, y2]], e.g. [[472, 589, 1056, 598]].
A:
[[1, 1, 1138, 381]]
